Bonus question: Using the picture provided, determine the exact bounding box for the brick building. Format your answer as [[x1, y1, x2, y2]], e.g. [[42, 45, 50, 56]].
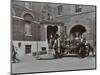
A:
[[11, 0, 96, 56]]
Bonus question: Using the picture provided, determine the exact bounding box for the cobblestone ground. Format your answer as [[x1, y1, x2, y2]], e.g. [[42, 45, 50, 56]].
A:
[[12, 55, 96, 74]]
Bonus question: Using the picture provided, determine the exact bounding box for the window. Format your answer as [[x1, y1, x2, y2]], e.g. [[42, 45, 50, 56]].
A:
[[24, 22, 32, 36], [12, 8, 16, 16], [75, 5, 82, 12], [57, 5, 63, 15], [25, 45, 31, 54], [42, 5, 47, 13], [25, 2, 30, 9], [41, 47, 46, 52]]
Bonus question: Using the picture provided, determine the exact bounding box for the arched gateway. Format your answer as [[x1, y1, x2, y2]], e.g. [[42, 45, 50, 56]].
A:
[[70, 25, 86, 39]]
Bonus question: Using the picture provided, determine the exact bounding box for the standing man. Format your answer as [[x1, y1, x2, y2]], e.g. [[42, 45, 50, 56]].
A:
[[53, 33, 60, 58], [49, 34, 54, 49], [82, 38, 94, 56], [12, 45, 20, 63]]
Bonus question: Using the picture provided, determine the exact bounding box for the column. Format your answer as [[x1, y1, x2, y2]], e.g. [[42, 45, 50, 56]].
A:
[[44, 25, 47, 41], [44, 25, 49, 51], [58, 26, 60, 35]]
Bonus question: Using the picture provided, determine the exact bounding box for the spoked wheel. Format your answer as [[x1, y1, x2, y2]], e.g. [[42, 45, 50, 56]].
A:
[[78, 46, 88, 58], [79, 51, 87, 58]]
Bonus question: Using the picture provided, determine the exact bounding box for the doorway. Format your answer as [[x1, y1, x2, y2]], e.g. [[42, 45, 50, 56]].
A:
[[47, 26, 58, 42], [70, 25, 86, 39]]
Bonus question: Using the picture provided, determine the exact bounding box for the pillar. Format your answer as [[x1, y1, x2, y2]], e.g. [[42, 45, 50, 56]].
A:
[[58, 26, 61, 35], [44, 25, 49, 51]]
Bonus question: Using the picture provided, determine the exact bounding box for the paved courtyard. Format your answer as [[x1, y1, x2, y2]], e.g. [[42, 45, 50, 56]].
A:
[[12, 55, 96, 74]]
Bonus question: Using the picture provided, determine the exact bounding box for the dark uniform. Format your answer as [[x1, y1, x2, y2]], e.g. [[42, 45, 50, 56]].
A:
[[53, 34, 61, 58], [12, 46, 20, 63]]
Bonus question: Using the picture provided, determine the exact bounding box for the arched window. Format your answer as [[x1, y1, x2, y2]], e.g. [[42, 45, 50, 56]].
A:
[[23, 13, 33, 36], [24, 21, 32, 36]]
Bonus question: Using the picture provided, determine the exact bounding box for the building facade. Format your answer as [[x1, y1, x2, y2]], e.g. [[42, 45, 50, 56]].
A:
[[11, 0, 96, 56]]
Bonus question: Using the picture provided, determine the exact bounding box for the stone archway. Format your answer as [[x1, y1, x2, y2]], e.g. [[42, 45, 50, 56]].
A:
[[70, 25, 86, 40]]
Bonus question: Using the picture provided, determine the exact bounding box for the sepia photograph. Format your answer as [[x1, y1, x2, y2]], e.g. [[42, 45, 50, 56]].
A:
[[11, 0, 96, 74]]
